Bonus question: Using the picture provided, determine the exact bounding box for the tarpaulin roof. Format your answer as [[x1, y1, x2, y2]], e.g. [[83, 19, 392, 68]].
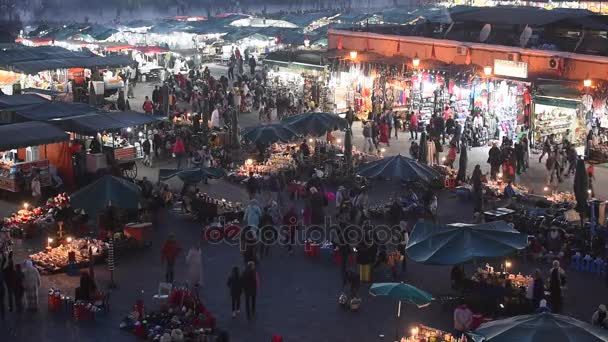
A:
[[448, 6, 593, 27], [0, 94, 49, 109], [21, 88, 64, 96], [53, 113, 127, 135], [8, 102, 98, 121], [279, 12, 336, 28], [0, 46, 134, 74], [0, 121, 69, 150], [107, 111, 163, 126], [52, 111, 161, 135], [6, 55, 134, 75]]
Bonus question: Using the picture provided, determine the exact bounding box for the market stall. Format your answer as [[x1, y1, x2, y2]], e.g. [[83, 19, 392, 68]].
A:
[[0, 121, 69, 193], [29, 238, 108, 274]]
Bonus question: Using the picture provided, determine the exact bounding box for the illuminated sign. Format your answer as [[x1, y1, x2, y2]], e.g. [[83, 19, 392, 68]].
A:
[[493, 59, 528, 79]]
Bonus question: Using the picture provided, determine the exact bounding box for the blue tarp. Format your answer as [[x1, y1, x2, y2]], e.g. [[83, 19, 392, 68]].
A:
[[52, 111, 160, 135], [0, 121, 69, 150], [406, 221, 528, 265], [355, 154, 442, 184], [8, 55, 134, 75], [21, 88, 64, 96], [8, 102, 98, 121], [70, 175, 141, 215], [0, 94, 49, 109], [0, 46, 134, 74]]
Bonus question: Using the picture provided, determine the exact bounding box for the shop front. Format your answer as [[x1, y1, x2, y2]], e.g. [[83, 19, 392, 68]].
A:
[[532, 80, 586, 149]]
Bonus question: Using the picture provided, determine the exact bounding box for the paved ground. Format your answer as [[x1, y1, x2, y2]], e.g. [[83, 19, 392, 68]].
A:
[[1, 64, 608, 341]]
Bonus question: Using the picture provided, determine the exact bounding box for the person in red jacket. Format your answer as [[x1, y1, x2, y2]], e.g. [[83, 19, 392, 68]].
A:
[[142, 96, 154, 114], [173, 136, 186, 170], [161, 233, 181, 283]]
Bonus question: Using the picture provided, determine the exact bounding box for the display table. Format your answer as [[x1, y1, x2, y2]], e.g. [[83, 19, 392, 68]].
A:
[[0, 159, 51, 192], [30, 238, 108, 274], [483, 207, 516, 222]]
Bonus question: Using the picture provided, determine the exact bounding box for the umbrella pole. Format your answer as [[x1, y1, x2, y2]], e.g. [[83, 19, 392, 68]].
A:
[[395, 300, 402, 342]]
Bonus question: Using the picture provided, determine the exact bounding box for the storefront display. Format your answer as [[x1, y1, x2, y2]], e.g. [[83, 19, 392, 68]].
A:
[[533, 101, 585, 146], [401, 324, 459, 342], [3, 193, 71, 238]]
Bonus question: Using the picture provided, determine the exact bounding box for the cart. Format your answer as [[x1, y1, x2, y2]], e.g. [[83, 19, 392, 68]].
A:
[[123, 222, 153, 248], [118, 159, 139, 180]]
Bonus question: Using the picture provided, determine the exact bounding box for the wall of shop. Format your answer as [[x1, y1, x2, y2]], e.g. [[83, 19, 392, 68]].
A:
[[328, 30, 608, 82]]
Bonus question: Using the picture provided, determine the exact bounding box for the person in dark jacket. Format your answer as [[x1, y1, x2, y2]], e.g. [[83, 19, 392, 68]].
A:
[[488, 143, 502, 180], [532, 269, 545, 309], [515, 141, 525, 174], [435, 115, 446, 145], [13, 263, 24, 313], [3, 252, 15, 313], [309, 187, 327, 225], [227, 266, 242, 318], [550, 267, 563, 313], [152, 86, 160, 105], [246, 172, 258, 199], [242, 261, 257, 320]]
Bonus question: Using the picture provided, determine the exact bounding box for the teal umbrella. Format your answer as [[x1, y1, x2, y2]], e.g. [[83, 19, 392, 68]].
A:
[[470, 313, 608, 342], [406, 221, 528, 265], [369, 282, 433, 308], [242, 123, 299, 145], [283, 112, 347, 136], [370, 282, 433, 340]]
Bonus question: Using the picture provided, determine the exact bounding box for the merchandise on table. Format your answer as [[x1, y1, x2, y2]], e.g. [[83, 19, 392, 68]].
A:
[[29, 238, 108, 274], [0, 156, 51, 193], [402, 324, 459, 342], [3, 193, 71, 238], [120, 286, 217, 341]]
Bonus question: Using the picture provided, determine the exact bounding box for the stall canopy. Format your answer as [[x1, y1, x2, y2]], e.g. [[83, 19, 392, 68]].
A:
[[70, 175, 141, 216], [0, 94, 49, 109], [158, 168, 226, 183], [406, 221, 528, 265], [0, 45, 134, 74], [8, 102, 98, 121], [53, 111, 161, 135], [0, 121, 69, 151], [242, 123, 299, 145], [21, 88, 64, 96]]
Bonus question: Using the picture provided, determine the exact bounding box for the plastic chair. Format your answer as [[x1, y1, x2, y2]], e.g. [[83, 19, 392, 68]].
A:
[[594, 258, 605, 275], [582, 255, 593, 272], [152, 282, 173, 306], [570, 252, 581, 271]]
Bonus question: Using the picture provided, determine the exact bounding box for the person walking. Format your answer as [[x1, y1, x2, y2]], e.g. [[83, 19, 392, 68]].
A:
[[227, 266, 242, 318], [539, 134, 554, 163], [143, 96, 154, 115], [173, 136, 186, 170], [22, 260, 41, 312], [362, 121, 374, 153], [0, 254, 6, 319], [13, 263, 24, 313], [242, 261, 258, 320], [550, 262, 564, 313], [393, 113, 400, 139], [410, 111, 419, 140], [161, 233, 181, 283], [487, 143, 502, 180], [186, 245, 203, 291], [471, 165, 483, 215], [142, 138, 152, 167], [152, 86, 160, 105], [249, 56, 256, 75], [3, 252, 15, 313]]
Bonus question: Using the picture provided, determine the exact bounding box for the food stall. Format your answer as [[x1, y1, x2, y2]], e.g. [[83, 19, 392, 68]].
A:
[[0, 121, 70, 193]]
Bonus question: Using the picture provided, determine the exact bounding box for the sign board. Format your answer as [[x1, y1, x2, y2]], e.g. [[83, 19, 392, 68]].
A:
[[493, 59, 528, 79]]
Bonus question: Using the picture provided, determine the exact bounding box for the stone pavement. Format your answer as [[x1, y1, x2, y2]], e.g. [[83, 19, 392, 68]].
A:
[[1, 64, 608, 341]]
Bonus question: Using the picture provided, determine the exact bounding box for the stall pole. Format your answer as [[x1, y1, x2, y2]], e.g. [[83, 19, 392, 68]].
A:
[[108, 237, 117, 288], [395, 300, 402, 342]]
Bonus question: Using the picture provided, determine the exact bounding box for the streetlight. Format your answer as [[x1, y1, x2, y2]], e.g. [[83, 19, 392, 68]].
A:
[[349, 50, 358, 60], [412, 53, 420, 68], [584, 77, 592, 88], [484, 65, 493, 76]]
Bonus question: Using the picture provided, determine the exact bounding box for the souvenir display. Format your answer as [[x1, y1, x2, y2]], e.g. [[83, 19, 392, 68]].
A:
[[29, 238, 108, 274]]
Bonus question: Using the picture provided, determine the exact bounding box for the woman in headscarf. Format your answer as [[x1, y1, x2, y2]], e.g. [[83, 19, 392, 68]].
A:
[[471, 165, 484, 215], [22, 260, 41, 312], [186, 244, 203, 291]]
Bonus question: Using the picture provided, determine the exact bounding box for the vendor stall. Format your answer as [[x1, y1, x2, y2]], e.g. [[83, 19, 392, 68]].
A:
[[29, 238, 108, 274], [0, 121, 69, 193]]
